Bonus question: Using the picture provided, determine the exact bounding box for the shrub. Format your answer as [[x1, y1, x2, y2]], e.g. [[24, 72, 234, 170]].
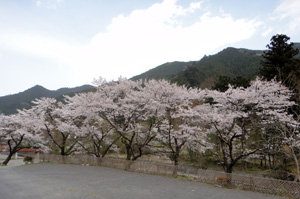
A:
[[216, 175, 231, 187], [23, 156, 33, 164]]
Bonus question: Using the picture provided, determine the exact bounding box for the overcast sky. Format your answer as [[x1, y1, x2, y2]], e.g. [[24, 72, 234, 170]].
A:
[[0, 0, 300, 96]]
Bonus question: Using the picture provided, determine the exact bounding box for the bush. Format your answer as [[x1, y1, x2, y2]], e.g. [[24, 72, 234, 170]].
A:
[[216, 175, 231, 187], [23, 156, 33, 164]]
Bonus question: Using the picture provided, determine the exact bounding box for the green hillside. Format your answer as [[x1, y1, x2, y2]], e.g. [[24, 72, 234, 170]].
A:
[[172, 47, 264, 88], [131, 43, 300, 87], [294, 43, 300, 58], [0, 85, 94, 115], [130, 61, 195, 81], [130, 47, 264, 88]]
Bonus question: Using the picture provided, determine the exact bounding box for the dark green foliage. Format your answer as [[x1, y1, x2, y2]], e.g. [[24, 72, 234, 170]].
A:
[[213, 76, 232, 92], [0, 85, 95, 115], [171, 47, 263, 88], [260, 34, 300, 104], [260, 34, 300, 83], [213, 75, 250, 92], [23, 156, 33, 163], [183, 66, 202, 88], [232, 76, 251, 88], [294, 43, 300, 58], [174, 66, 206, 88]]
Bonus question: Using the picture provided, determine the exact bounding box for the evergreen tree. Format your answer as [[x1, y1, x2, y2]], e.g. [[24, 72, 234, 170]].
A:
[[260, 34, 299, 86], [213, 76, 250, 92], [213, 76, 231, 92]]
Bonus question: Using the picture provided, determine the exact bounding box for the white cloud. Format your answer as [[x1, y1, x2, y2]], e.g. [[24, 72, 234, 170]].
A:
[[1, 0, 260, 87], [76, 0, 259, 80], [274, 0, 300, 19], [36, 0, 64, 9], [36, 1, 41, 7], [0, 32, 77, 61], [262, 27, 273, 37], [273, 0, 300, 34]]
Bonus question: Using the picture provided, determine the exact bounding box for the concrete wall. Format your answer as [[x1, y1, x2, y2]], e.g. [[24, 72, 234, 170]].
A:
[[39, 154, 176, 177]]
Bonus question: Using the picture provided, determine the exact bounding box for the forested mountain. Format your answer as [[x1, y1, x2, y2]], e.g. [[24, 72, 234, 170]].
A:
[[172, 47, 264, 88], [131, 44, 300, 88], [0, 85, 94, 115], [130, 61, 195, 81], [294, 43, 300, 58], [131, 47, 264, 88]]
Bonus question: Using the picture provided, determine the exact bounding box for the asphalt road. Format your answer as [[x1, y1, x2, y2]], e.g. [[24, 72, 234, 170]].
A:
[[0, 163, 284, 199]]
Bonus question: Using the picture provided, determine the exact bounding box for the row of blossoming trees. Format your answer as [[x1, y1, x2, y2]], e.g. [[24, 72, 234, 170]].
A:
[[1, 77, 299, 180]]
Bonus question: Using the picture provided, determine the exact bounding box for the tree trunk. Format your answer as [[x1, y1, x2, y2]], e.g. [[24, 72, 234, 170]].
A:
[[173, 165, 178, 178], [2, 151, 16, 165], [268, 154, 273, 169], [2, 136, 24, 165], [60, 146, 65, 156], [125, 145, 132, 160], [226, 164, 233, 173], [174, 158, 178, 166], [132, 148, 143, 161], [95, 154, 101, 158], [101, 135, 121, 158], [174, 151, 179, 166], [272, 154, 275, 169], [264, 156, 267, 169]]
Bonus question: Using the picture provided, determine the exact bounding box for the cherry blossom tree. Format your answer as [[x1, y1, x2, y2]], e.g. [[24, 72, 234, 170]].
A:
[[0, 114, 26, 165], [276, 113, 300, 181], [0, 114, 5, 144], [0, 111, 45, 165], [63, 92, 120, 157], [262, 105, 300, 181], [77, 120, 120, 157], [201, 78, 294, 173], [92, 77, 159, 160], [30, 97, 80, 156], [247, 78, 295, 170], [145, 80, 207, 166], [200, 90, 258, 173]]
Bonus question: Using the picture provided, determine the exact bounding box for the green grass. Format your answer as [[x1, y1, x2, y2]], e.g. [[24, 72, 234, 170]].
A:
[[177, 175, 197, 181]]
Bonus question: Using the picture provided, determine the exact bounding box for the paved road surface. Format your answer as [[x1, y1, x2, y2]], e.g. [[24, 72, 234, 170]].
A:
[[0, 163, 284, 199]]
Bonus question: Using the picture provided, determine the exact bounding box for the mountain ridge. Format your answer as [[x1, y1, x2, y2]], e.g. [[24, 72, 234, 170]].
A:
[[131, 44, 299, 88], [130, 47, 264, 88], [130, 42, 300, 82], [130, 61, 196, 81], [0, 84, 94, 115]]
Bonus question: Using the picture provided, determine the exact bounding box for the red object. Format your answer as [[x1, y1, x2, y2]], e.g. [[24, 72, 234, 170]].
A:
[[19, 148, 40, 152], [0, 147, 40, 153]]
